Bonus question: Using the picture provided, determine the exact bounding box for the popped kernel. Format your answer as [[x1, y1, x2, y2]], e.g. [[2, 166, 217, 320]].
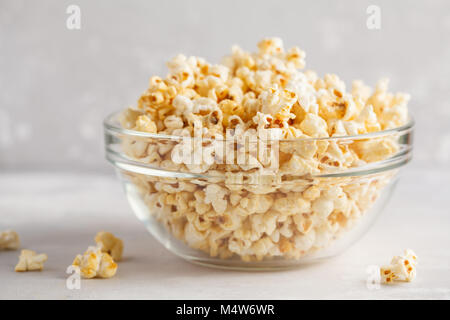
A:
[[118, 38, 410, 262], [0, 230, 20, 250], [95, 231, 124, 261], [134, 115, 157, 133], [380, 249, 418, 284], [72, 246, 117, 279], [380, 265, 397, 284], [15, 249, 47, 272]]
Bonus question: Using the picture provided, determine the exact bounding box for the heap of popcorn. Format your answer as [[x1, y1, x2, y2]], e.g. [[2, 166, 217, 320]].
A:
[[119, 38, 410, 262]]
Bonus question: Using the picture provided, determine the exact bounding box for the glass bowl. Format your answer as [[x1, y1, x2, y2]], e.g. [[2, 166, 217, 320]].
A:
[[104, 111, 413, 270]]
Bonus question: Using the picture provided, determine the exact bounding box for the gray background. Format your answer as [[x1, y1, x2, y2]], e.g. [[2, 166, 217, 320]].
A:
[[1, 0, 449, 172]]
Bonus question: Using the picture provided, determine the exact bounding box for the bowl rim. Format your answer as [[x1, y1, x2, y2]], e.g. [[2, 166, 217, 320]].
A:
[[103, 110, 414, 142], [104, 111, 414, 179]]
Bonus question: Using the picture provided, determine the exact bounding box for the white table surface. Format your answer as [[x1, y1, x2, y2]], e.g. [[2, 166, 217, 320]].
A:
[[1, 168, 449, 300]]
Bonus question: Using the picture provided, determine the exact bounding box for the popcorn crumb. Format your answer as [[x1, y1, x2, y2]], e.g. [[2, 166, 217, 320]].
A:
[[380, 249, 418, 284], [72, 246, 117, 279], [95, 231, 124, 261], [0, 230, 20, 250], [15, 249, 48, 272]]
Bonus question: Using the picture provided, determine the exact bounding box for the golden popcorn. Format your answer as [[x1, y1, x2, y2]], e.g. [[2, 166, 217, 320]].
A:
[[95, 231, 124, 261], [117, 38, 410, 263], [72, 246, 117, 279], [380, 249, 418, 284], [134, 115, 157, 133], [0, 230, 20, 250], [15, 249, 47, 272], [380, 265, 397, 284]]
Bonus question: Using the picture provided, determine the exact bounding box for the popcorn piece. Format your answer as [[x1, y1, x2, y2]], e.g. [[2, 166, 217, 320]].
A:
[[312, 197, 334, 219], [72, 246, 118, 279], [204, 184, 228, 214], [390, 249, 418, 282], [15, 249, 47, 272], [95, 231, 124, 261], [353, 138, 398, 163], [404, 249, 418, 264], [134, 115, 157, 133], [380, 249, 418, 284], [257, 37, 284, 55], [259, 87, 297, 118], [286, 46, 306, 69], [0, 230, 20, 250], [120, 108, 144, 129], [126, 37, 409, 147], [173, 95, 194, 114], [299, 114, 329, 138]]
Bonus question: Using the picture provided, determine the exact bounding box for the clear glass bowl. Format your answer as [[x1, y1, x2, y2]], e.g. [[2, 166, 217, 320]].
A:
[[104, 111, 414, 270]]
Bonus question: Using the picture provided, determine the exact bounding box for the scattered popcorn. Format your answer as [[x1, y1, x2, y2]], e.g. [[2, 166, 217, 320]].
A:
[[72, 246, 117, 279], [134, 115, 157, 133], [118, 38, 411, 262], [15, 249, 47, 272], [380, 249, 418, 284], [95, 231, 124, 261], [0, 230, 20, 250]]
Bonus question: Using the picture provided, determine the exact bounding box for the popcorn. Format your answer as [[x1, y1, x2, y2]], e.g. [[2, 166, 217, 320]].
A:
[[293, 214, 313, 234], [380, 265, 397, 284], [380, 249, 418, 284], [120, 108, 144, 129], [280, 154, 319, 175], [204, 184, 228, 214], [173, 95, 194, 114], [390, 249, 418, 282], [353, 138, 398, 163], [0, 230, 20, 250], [259, 86, 297, 117], [95, 231, 124, 261], [299, 114, 329, 138], [118, 38, 410, 262], [293, 229, 316, 253], [164, 115, 184, 131], [404, 249, 418, 263], [72, 246, 118, 279], [127, 37, 408, 143], [312, 197, 334, 219], [134, 115, 157, 133], [15, 249, 47, 272], [219, 99, 245, 127], [286, 46, 306, 69], [257, 37, 284, 55]]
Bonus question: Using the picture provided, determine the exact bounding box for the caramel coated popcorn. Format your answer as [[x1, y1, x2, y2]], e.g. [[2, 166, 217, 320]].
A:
[[119, 38, 410, 262]]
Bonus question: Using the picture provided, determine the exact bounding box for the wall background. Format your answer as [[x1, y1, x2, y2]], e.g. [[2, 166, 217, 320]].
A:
[[0, 0, 449, 172]]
